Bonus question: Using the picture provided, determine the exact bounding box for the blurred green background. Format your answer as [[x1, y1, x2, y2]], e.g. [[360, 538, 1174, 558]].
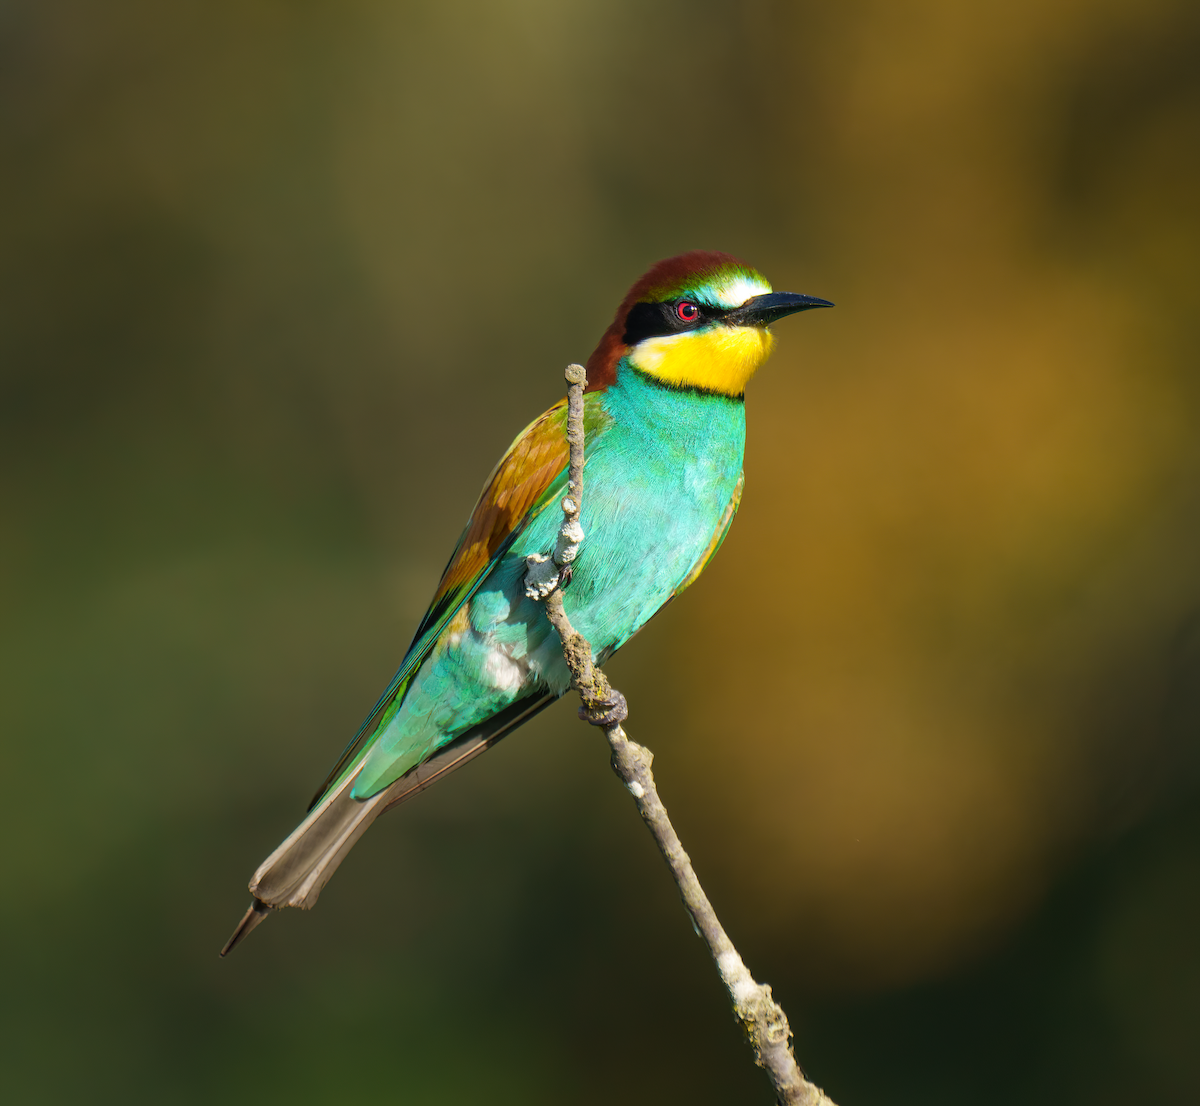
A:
[[3, 1, 1200, 1102]]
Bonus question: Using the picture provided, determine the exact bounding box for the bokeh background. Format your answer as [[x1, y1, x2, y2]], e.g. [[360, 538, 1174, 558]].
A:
[[3, 1, 1200, 1102]]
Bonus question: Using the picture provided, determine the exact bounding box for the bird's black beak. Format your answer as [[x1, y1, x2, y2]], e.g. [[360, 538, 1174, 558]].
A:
[[724, 291, 834, 327]]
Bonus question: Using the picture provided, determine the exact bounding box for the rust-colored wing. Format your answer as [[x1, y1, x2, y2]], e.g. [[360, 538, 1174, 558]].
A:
[[411, 399, 572, 642]]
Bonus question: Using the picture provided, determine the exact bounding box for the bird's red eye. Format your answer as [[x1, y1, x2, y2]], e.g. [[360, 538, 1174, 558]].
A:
[[676, 301, 700, 322]]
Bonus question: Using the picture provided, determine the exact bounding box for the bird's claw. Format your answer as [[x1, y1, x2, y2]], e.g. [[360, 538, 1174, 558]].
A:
[[559, 564, 573, 589], [579, 689, 628, 727]]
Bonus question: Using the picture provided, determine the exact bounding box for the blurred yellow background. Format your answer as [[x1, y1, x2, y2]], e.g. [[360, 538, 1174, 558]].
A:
[[3, 1, 1199, 1103]]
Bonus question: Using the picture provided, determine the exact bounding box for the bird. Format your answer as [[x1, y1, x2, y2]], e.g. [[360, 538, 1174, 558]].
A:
[[221, 250, 832, 955]]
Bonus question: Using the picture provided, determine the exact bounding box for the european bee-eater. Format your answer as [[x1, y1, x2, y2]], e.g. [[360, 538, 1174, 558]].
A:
[[222, 250, 831, 954]]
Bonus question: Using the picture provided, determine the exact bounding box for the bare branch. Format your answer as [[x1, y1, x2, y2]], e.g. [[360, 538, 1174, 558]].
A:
[[524, 363, 587, 602], [525, 364, 839, 1106]]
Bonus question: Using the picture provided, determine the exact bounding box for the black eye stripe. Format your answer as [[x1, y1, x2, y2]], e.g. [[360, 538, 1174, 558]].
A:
[[623, 300, 724, 345]]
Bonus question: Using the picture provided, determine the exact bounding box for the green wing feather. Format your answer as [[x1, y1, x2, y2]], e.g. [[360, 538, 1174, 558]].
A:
[[307, 395, 614, 808]]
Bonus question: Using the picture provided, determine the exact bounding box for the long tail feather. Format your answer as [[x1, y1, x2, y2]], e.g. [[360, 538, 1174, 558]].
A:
[[219, 899, 271, 957], [250, 765, 388, 910], [220, 693, 555, 955]]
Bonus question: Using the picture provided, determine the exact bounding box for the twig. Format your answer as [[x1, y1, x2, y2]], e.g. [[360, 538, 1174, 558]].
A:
[[525, 364, 839, 1106]]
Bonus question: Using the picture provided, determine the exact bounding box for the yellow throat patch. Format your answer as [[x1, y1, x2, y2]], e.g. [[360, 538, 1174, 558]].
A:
[[629, 324, 776, 397]]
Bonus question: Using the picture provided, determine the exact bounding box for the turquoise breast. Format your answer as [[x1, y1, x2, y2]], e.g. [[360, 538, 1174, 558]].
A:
[[352, 367, 746, 797]]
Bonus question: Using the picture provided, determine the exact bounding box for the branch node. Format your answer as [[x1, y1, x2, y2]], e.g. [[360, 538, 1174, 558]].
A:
[[522, 553, 560, 601]]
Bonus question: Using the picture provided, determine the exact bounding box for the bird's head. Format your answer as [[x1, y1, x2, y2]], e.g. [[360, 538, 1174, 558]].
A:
[[586, 250, 832, 398]]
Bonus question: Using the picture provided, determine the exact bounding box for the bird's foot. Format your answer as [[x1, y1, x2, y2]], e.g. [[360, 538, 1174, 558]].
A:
[[578, 688, 628, 727]]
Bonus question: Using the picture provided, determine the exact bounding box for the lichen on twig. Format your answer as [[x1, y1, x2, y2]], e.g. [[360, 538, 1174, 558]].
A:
[[523, 364, 839, 1106]]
